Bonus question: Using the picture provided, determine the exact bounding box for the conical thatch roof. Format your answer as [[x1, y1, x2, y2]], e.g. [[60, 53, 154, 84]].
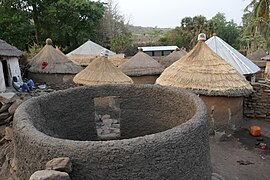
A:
[[247, 48, 267, 61], [29, 39, 82, 74], [156, 41, 253, 96], [0, 39, 22, 57], [159, 48, 187, 67], [119, 51, 164, 76], [67, 40, 115, 65], [206, 35, 260, 75], [73, 56, 133, 85], [262, 54, 270, 60]]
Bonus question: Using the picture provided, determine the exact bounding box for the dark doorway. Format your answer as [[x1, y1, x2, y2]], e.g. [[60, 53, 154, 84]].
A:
[[2, 60, 9, 86]]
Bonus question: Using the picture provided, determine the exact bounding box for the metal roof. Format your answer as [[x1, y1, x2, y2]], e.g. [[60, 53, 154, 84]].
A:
[[138, 46, 178, 52], [67, 40, 115, 56], [206, 36, 260, 75]]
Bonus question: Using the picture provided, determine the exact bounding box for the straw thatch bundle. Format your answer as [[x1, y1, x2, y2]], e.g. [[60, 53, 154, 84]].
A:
[[247, 48, 267, 61], [0, 39, 22, 57], [119, 51, 164, 76], [29, 39, 82, 74], [159, 48, 187, 67], [73, 56, 133, 85], [156, 41, 253, 96], [108, 54, 126, 67]]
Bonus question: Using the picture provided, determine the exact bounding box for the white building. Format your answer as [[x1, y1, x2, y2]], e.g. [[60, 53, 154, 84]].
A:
[[0, 39, 22, 92]]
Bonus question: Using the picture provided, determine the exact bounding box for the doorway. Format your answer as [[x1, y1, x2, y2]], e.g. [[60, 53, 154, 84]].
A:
[[2, 60, 9, 86]]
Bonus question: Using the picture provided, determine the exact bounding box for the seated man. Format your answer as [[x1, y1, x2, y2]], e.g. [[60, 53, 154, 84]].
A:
[[12, 76, 35, 92]]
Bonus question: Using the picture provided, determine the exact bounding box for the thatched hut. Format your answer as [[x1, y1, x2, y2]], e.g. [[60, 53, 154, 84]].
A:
[[0, 39, 22, 92], [159, 48, 187, 68], [119, 49, 164, 84], [206, 35, 260, 77], [67, 40, 115, 66], [28, 39, 82, 84], [247, 48, 268, 79], [73, 55, 133, 86], [156, 34, 253, 131]]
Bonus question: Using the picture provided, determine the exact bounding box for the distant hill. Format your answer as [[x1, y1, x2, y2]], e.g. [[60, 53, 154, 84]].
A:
[[127, 25, 171, 35], [127, 25, 172, 45]]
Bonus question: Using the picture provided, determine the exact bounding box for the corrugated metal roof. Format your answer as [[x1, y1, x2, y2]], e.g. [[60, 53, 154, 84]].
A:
[[67, 40, 115, 56], [138, 46, 178, 52], [206, 36, 260, 75]]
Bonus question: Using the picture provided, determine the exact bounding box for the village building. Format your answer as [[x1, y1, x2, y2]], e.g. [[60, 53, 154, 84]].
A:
[[67, 40, 115, 66], [158, 48, 187, 68], [0, 39, 22, 92], [73, 53, 133, 85], [138, 46, 178, 57], [247, 47, 268, 79], [156, 34, 253, 131], [119, 49, 164, 84], [28, 38, 82, 84], [206, 35, 260, 80]]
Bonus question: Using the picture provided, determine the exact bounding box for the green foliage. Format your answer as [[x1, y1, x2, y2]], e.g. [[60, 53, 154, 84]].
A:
[[0, 0, 105, 52], [110, 33, 133, 53], [160, 13, 241, 50]]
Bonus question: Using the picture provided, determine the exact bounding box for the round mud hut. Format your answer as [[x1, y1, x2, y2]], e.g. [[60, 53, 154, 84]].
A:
[[73, 54, 133, 85], [119, 49, 164, 84], [156, 34, 253, 131], [28, 38, 82, 84], [13, 84, 211, 180], [159, 48, 187, 68]]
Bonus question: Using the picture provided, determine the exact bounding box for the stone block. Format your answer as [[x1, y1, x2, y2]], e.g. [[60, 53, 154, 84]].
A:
[[0, 93, 17, 104], [29, 170, 70, 180], [45, 157, 72, 173], [8, 99, 23, 115]]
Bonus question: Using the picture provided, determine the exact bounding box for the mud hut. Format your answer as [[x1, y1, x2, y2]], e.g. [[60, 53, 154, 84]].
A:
[[159, 48, 187, 68], [73, 53, 133, 86], [247, 48, 268, 79], [0, 39, 22, 92], [156, 34, 253, 131], [206, 35, 260, 78], [119, 49, 164, 84], [67, 40, 115, 66], [28, 38, 82, 84]]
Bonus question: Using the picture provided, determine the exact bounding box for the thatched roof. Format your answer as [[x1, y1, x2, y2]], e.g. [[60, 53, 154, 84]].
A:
[[262, 54, 270, 60], [73, 56, 133, 85], [29, 39, 82, 74], [119, 51, 164, 76], [159, 49, 187, 67], [247, 48, 267, 61], [67, 40, 115, 66], [206, 35, 260, 75], [156, 41, 253, 97], [108, 54, 127, 67], [0, 39, 22, 57]]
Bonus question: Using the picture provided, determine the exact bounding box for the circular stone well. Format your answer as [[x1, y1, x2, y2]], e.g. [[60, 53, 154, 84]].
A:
[[13, 84, 211, 180]]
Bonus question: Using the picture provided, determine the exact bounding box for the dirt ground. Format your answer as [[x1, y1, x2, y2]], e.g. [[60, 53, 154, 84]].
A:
[[211, 118, 270, 180]]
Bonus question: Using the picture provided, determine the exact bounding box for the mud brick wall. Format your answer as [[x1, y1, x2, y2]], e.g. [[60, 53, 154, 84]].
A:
[[13, 84, 211, 180], [244, 83, 270, 120]]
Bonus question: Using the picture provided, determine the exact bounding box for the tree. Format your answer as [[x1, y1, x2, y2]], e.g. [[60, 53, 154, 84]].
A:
[[110, 33, 133, 53]]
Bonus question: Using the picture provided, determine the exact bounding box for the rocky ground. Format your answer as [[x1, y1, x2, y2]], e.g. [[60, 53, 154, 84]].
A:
[[0, 85, 270, 179]]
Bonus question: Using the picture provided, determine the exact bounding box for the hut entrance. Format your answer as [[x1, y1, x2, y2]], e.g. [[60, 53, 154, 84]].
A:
[[1, 60, 9, 86], [94, 96, 121, 140]]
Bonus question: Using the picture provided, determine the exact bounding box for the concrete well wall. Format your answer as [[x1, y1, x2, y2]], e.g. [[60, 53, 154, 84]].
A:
[[13, 84, 211, 180], [200, 95, 244, 131]]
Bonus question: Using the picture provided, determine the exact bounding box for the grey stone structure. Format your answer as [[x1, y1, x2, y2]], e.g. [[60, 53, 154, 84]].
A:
[[13, 84, 211, 180]]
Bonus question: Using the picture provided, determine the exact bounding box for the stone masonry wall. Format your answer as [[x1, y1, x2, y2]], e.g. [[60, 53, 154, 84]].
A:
[[244, 83, 270, 120], [13, 84, 211, 180]]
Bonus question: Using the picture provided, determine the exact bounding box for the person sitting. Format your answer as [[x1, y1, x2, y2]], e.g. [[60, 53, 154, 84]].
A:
[[12, 76, 35, 92]]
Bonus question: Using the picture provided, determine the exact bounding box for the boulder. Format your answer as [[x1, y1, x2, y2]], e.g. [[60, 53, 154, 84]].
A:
[[29, 170, 70, 180], [0, 112, 10, 120], [0, 93, 17, 104], [45, 157, 72, 173], [8, 99, 23, 115], [0, 103, 12, 113]]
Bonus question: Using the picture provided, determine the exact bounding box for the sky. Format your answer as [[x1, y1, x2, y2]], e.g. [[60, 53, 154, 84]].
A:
[[96, 0, 251, 28]]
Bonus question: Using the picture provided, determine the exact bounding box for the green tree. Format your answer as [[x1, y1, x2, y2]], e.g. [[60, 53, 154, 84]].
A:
[[110, 33, 132, 53]]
